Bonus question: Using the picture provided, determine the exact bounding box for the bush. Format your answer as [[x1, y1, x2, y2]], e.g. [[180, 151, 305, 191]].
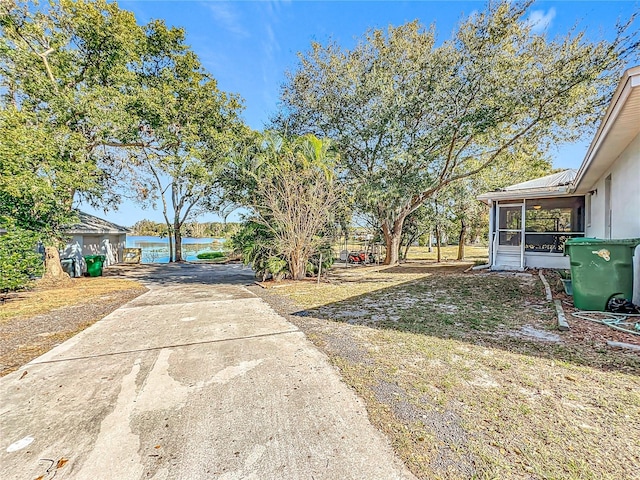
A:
[[0, 223, 44, 292], [307, 244, 335, 274], [196, 251, 226, 260], [229, 222, 283, 280]]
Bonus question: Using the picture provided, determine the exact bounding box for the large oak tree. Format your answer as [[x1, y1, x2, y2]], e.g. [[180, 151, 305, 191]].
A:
[[277, 1, 638, 264], [0, 0, 148, 280]]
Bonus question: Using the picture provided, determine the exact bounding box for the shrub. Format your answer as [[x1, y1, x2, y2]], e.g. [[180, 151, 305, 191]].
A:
[[307, 244, 335, 275], [229, 222, 283, 280], [0, 223, 44, 292], [196, 251, 226, 260], [229, 221, 335, 280]]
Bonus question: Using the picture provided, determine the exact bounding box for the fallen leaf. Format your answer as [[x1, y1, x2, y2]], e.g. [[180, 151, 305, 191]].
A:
[[154, 445, 161, 449], [56, 458, 68, 469], [20, 371, 28, 380]]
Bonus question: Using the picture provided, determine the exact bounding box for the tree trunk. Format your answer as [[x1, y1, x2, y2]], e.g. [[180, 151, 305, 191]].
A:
[[289, 251, 306, 280], [43, 246, 71, 284], [164, 224, 174, 262], [384, 230, 401, 265], [457, 219, 467, 261], [435, 224, 442, 263], [174, 219, 183, 262], [403, 232, 420, 262], [162, 215, 174, 263], [382, 217, 405, 265]]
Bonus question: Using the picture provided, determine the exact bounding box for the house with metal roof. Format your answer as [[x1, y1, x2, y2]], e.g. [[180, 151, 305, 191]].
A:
[[478, 66, 640, 271], [60, 211, 129, 277]]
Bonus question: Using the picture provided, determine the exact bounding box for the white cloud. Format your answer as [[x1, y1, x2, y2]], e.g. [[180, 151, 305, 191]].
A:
[[526, 8, 556, 34], [259, 2, 285, 107], [203, 2, 249, 38], [263, 23, 280, 60]]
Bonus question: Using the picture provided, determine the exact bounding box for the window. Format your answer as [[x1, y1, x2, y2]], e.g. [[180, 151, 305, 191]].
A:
[[524, 197, 585, 253]]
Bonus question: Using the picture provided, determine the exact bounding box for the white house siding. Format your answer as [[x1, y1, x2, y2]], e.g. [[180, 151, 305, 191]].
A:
[[60, 235, 85, 277], [106, 234, 126, 265], [586, 133, 640, 239], [524, 252, 569, 269], [61, 233, 126, 276], [81, 234, 126, 267]]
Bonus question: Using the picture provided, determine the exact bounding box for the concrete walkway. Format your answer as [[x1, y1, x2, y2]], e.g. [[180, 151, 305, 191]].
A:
[[1, 264, 415, 480]]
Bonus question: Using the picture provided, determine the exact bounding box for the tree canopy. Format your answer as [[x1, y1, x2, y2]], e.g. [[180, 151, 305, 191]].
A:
[[1, 0, 245, 279], [277, 0, 638, 264], [0, 0, 142, 236], [120, 23, 245, 261]]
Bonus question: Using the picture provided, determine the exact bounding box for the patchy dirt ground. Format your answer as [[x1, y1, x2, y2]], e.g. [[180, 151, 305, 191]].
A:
[[0, 277, 146, 377], [252, 261, 640, 480], [543, 269, 640, 350]]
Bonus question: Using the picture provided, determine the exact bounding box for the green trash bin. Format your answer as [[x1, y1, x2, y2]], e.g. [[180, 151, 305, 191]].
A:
[[564, 237, 640, 311], [84, 255, 106, 277]]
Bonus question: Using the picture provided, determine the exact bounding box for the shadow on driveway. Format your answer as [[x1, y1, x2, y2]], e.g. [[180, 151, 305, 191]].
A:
[[104, 262, 256, 286]]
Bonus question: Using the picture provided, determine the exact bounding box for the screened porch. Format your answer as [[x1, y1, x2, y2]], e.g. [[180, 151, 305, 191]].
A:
[[490, 196, 585, 270]]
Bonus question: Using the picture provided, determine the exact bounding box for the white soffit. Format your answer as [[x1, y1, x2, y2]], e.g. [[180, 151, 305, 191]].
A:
[[573, 67, 640, 194]]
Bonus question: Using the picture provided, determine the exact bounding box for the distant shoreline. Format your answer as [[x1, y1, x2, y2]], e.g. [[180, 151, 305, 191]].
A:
[[126, 236, 226, 264]]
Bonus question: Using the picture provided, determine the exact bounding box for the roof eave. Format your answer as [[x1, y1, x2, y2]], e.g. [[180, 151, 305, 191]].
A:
[[65, 229, 129, 235], [477, 186, 573, 204], [572, 66, 640, 193]]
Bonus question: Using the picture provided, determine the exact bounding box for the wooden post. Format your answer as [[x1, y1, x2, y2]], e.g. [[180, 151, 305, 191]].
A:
[[344, 235, 348, 267], [317, 253, 323, 284]]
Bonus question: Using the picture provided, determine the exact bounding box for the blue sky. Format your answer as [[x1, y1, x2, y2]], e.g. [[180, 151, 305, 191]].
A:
[[80, 0, 640, 227]]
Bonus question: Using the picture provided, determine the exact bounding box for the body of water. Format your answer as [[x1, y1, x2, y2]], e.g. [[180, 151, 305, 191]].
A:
[[126, 236, 226, 264]]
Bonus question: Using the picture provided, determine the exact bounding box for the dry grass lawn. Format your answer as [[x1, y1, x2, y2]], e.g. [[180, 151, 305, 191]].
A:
[[404, 245, 488, 263], [1, 277, 146, 376], [260, 258, 640, 480], [0, 277, 143, 322]]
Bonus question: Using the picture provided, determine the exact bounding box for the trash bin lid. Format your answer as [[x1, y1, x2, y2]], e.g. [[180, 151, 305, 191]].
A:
[[565, 237, 602, 246], [565, 237, 640, 247], [600, 238, 640, 246]]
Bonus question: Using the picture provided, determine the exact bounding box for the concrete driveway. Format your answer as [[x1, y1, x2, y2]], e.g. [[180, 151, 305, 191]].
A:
[[1, 263, 415, 479]]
